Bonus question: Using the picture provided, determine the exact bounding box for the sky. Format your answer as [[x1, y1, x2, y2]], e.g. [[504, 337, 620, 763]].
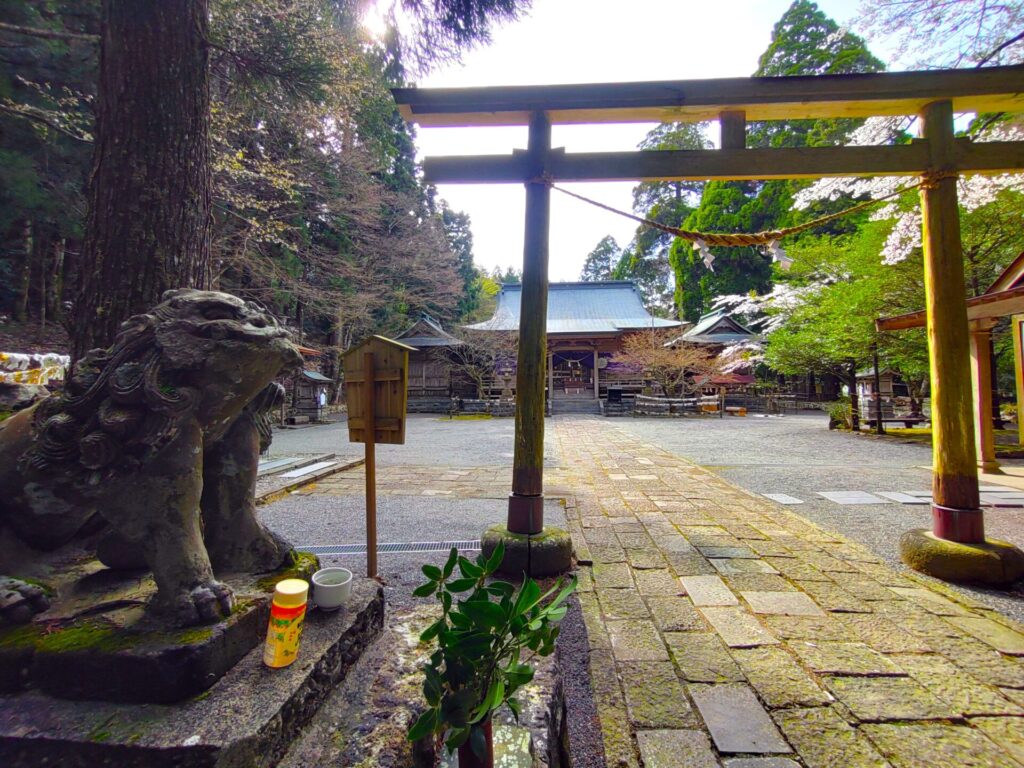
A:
[[402, 0, 869, 281]]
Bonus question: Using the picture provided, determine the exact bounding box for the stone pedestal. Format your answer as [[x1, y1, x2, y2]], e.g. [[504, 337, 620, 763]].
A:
[[0, 552, 320, 703], [900, 529, 1024, 586], [0, 579, 383, 767], [481, 523, 573, 578]]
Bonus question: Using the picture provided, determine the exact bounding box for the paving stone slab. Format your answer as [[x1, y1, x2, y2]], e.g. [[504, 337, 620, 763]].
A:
[[827, 578, 903, 602], [875, 491, 930, 505], [894, 654, 1024, 717], [789, 641, 905, 676], [946, 615, 1024, 656], [797, 550, 860, 573], [731, 646, 832, 708], [646, 596, 706, 632], [822, 675, 960, 722], [764, 558, 831, 582], [741, 590, 825, 616], [665, 632, 746, 683], [724, 759, 802, 768], [626, 548, 668, 570], [816, 491, 889, 505], [587, 649, 638, 768], [597, 588, 653, 621], [889, 588, 971, 617], [699, 606, 779, 648], [690, 683, 791, 755], [969, 716, 1024, 766], [794, 580, 873, 613], [635, 729, 718, 768], [711, 558, 780, 575], [607, 619, 669, 661], [616, 530, 656, 549], [862, 722, 1014, 768], [664, 551, 717, 577], [725, 574, 797, 593], [773, 706, 890, 768], [762, 493, 804, 505], [618, 661, 697, 728], [928, 635, 1024, 689], [747, 540, 796, 558], [593, 562, 635, 589], [590, 544, 628, 564], [699, 546, 759, 559], [577, 592, 611, 651], [835, 615, 932, 654], [762, 615, 850, 642], [680, 574, 739, 606], [634, 569, 683, 596]]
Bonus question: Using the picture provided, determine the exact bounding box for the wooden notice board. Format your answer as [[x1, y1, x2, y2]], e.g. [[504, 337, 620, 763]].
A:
[[342, 335, 414, 578], [343, 335, 414, 445]]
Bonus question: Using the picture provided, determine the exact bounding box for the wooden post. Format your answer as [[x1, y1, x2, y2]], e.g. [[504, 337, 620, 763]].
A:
[[592, 348, 599, 400], [508, 111, 551, 535], [719, 110, 746, 150], [1014, 315, 1024, 447], [919, 99, 982, 543], [364, 351, 378, 577], [970, 321, 1000, 473]]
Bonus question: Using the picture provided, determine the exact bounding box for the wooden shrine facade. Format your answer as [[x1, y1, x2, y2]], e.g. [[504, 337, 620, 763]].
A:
[[466, 280, 680, 400]]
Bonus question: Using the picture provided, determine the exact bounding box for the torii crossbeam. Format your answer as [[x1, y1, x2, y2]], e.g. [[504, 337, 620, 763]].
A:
[[393, 65, 1024, 582]]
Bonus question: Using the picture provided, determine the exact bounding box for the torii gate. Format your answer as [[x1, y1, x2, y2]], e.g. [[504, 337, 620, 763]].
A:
[[394, 66, 1024, 582]]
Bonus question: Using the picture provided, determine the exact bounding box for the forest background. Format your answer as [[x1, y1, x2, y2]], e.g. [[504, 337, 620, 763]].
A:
[[2, 0, 1023, 397]]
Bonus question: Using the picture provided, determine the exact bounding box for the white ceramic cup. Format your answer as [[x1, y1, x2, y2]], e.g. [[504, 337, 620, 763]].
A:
[[312, 567, 353, 611]]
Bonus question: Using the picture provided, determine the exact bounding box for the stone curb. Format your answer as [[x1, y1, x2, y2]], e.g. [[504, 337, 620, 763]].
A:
[[255, 457, 365, 506]]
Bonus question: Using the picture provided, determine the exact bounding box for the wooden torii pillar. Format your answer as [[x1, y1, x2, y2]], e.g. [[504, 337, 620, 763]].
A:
[[393, 66, 1024, 580]]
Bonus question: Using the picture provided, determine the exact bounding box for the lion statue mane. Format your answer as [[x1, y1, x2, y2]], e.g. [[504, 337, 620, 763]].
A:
[[0, 289, 304, 625]]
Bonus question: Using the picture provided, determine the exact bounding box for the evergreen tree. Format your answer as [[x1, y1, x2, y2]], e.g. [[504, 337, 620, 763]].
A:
[[750, 0, 884, 149], [618, 122, 709, 314], [580, 235, 619, 282], [671, 0, 884, 321]]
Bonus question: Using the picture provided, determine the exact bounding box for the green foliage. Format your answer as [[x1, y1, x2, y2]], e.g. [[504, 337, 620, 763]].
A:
[[826, 397, 853, 430], [670, 182, 774, 321], [580, 235, 619, 282], [669, 0, 885, 323], [750, 0, 884, 149], [407, 545, 576, 756], [618, 122, 709, 314]]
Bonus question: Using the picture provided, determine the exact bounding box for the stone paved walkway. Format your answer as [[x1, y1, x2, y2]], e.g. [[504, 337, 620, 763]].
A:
[[553, 419, 1024, 768]]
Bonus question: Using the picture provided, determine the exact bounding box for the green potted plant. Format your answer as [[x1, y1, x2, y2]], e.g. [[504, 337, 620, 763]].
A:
[[406, 543, 576, 768]]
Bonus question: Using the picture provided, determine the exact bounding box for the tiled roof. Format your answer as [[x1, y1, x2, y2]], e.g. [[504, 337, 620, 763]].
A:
[[395, 314, 461, 348], [679, 308, 754, 345], [464, 281, 679, 334]]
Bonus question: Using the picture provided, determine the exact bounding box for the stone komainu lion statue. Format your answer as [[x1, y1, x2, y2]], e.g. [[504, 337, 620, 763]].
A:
[[0, 290, 304, 625]]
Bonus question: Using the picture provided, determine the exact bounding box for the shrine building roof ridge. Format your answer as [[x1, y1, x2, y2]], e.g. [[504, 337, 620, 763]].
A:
[[464, 280, 680, 335]]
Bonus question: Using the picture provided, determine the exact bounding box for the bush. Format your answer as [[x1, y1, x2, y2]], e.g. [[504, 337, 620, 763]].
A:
[[826, 398, 852, 430], [407, 544, 576, 758]]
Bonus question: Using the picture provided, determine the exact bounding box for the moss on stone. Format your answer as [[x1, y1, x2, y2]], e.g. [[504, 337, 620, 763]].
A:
[[257, 550, 321, 592], [35, 620, 135, 654], [0, 621, 43, 650], [900, 529, 1024, 586]]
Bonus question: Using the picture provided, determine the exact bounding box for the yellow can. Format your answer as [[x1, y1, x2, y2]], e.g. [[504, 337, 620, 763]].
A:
[[263, 578, 309, 668]]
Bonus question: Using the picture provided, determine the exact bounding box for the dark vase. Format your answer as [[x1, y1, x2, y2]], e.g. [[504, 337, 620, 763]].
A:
[[456, 718, 493, 768]]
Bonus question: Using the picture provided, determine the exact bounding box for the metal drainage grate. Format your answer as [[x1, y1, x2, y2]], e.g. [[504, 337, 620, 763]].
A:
[[298, 540, 481, 556]]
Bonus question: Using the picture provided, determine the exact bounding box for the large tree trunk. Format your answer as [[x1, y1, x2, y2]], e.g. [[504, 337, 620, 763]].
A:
[[72, 0, 211, 360]]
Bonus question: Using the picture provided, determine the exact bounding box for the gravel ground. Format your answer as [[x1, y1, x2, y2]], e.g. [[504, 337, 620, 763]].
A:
[[557, 596, 606, 768], [269, 414, 559, 467], [614, 413, 1024, 622], [259, 494, 566, 611]]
